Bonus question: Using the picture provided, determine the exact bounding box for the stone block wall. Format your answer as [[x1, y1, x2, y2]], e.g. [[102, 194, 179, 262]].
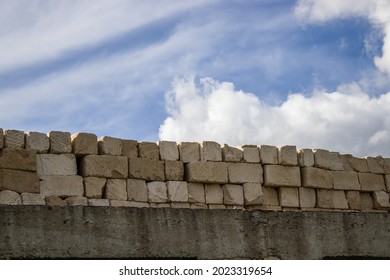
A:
[[1, 128, 390, 212]]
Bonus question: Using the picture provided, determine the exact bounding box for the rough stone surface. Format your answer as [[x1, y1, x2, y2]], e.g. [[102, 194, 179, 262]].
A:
[[81, 155, 128, 179], [333, 190, 348, 209], [358, 173, 386, 191], [171, 202, 191, 209], [0, 169, 39, 193], [150, 203, 170, 208], [179, 142, 200, 163], [301, 167, 332, 189], [0, 190, 22, 205], [241, 145, 260, 163], [191, 203, 208, 209], [223, 184, 243, 205], [314, 149, 343, 170], [105, 179, 127, 201], [360, 193, 374, 211], [71, 133, 97, 155], [0, 149, 37, 171], [332, 171, 360, 190], [278, 187, 299, 207], [188, 183, 205, 203], [88, 199, 110, 207], [345, 191, 360, 210], [222, 144, 243, 162], [386, 175, 390, 192], [340, 155, 354, 171], [201, 141, 222, 162], [208, 204, 226, 209], [40, 175, 84, 197], [66, 196, 88, 206], [383, 158, 390, 174], [205, 184, 223, 204], [98, 136, 122, 156], [127, 179, 148, 202], [298, 149, 314, 167], [185, 161, 228, 184], [45, 196, 66, 206], [21, 193, 46, 205], [262, 187, 279, 206], [346, 156, 369, 173], [366, 157, 384, 174], [25, 132, 49, 153], [372, 191, 390, 210], [147, 181, 168, 203], [243, 183, 263, 205], [228, 163, 263, 183], [138, 142, 159, 160], [0, 128, 3, 149], [127, 201, 150, 208], [84, 177, 106, 198], [299, 187, 316, 208], [259, 145, 278, 164], [263, 165, 300, 187], [159, 141, 179, 161], [110, 200, 132, 207], [167, 181, 188, 202], [278, 146, 297, 166], [317, 190, 348, 209], [164, 160, 184, 181], [48, 131, 72, 154], [37, 154, 77, 176], [121, 139, 138, 158], [4, 129, 24, 149], [129, 157, 164, 181]]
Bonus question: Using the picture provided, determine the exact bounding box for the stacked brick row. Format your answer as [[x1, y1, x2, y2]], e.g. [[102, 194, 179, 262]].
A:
[[0, 128, 390, 211]]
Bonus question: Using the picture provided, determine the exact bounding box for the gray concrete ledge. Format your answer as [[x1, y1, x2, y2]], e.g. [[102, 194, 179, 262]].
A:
[[1, 206, 389, 259]]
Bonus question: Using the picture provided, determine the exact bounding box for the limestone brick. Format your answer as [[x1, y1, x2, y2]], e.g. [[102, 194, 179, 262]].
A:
[[360, 193, 374, 211], [150, 203, 170, 208], [25, 131, 49, 153], [138, 142, 159, 160], [241, 145, 260, 163], [147, 181, 168, 203], [299, 187, 316, 208], [0, 128, 3, 148], [159, 141, 179, 161], [358, 173, 385, 191], [129, 157, 164, 181], [366, 156, 384, 174], [259, 145, 278, 164], [179, 142, 200, 163], [109, 200, 130, 207], [105, 179, 127, 201], [167, 181, 188, 202], [298, 149, 314, 167], [345, 156, 369, 173], [127, 201, 150, 208], [48, 131, 72, 154], [301, 167, 332, 189], [200, 141, 222, 161], [71, 132, 98, 155], [0, 169, 39, 193], [223, 184, 244, 205], [66, 196, 88, 206], [37, 154, 77, 176], [165, 160, 184, 181], [340, 154, 354, 171], [208, 204, 226, 209], [40, 175, 84, 197], [80, 155, 128, 179], [21, 193, 46, 205], [332, 171, 360, 190], [127, 179, 148, 202], [98, 136, 122, 156], [329, 152, 344, 171], [121, 139, 138, 158], [226, 205, 244, 210], [45, 196, 66, 206], [386, 175, 390, 192], [243, 183, 263, 205], [204, 184, 223, 204], [314, 149, 343, 170], [84, 177, 106, 198], [345, 191, 360, 210], [263, 165, 300, 187], [262, 187, 279, 206], [317, 190, 348, 209], [0, 149, 37, 171], [278, 187, 299, 207], [278, 145, 297, 166], [188, 183, 205, 203], [171, 202, 191, 208], [4, 129, 24, 149], [185, 161, 228, 184], [383, 158, 390, 174], [227, 163, 263, 184], [222, 144, 243, 162], [0, 190, 22, 205], [333, 190, 348, 209], [372, 191, 390, 210], [191, 203, 208, 209], [88, 199, 110, 207]]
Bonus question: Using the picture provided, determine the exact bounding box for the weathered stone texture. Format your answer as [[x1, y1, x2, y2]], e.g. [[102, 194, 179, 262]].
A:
[[314, 149, 343, 170], [278, 146, 297, 166], [278, 187, 299, 207], [105, 179, 127, 201], [332, 171, 360, 190], [150, 203, 170, 208], [263, 165, 300, 187], [171, 202, 191, 208], [222, 144, 243, 162], [88, 199, 110, 207], [40, 175, 84, 197], [201, 141, 222, 162], [167, 181, 188, 202], [159, 141, 179, 161], [66, 196, 88, 206], [0, 149, 37, 171], [259, 145, 278, 164], [317, 190, 348, 209], [48, 131, 72, 154], [127, 179, 148, 202], [360, 193, 374, 211], [0, 169, 39, 193], [386, 174, 390, 192], [345, 156, 369, 173], [262, 187, 279, 206], [298, 149, 314, 167], [185, 161, 228, 183], [25, 131, 49, 153], [223, 184, 243, 206], [179, 142, 200, 163], [129, 157, 164, 181], [84, 177, 106, 198], [333, 190, 349, 209], [299, 187, 316, 208], [0, 128, 3, 148], [71, 132, 98, 155], [228, 163, 263, 183], [21, 193, 46, 205], [241, 145, 260, 163], [301, 167, 332, 189], [188, 183, 205, 203], [358, 173, 386, 191], [4, 129, 24, 149], [345, 191, 360, 210], [147, 181, 168, 203], [37, 154, 77, 176], [0, 190, 22, 205], [45, 196, 66, 206], [98, 136, 122, 156], [81, 155, 128, 179], [191, 203, 208, 209], [243, 183, 263, 205], [372, 191, 390, 210], [165, 160, 184, 181], [138, 142, 159, 160], [205, 184, 223, 204], [366, 157, 384, 174], [121, 139, 138, 158]]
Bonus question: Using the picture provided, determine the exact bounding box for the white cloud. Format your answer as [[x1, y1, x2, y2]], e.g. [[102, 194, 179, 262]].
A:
[[159, 77, 390, 157]]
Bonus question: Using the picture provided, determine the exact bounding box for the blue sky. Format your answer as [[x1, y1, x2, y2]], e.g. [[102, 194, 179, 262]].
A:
[[1, 0, 390, 156]]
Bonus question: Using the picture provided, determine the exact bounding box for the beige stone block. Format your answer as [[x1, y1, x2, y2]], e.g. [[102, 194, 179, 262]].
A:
[[259, 145, 278, 164], [0, 149, 37, 171], [150, 203, 170, 208], [316, 189, 333, 208], [179, 142, 200, 163], [205, 184, 223, 204], [4, 129, 24, 149], [121, 139, 138, 158], [138, 142, 159, 160], [185, 161, 228, 184], [314, 149, 343, 170], [263, 165, 300, 187], [366, 156, 384, 174], [165, 160, 184, 181], [358, 173, 385, 191], [372, 191, 390, 210], [278, 145, 297, 166], [25, 131, 49, 153], [245, 205, 282, 211], [228, 163, 263, 184], [345, 191, 360, 210], [129, 157, 164, 181], [84, 177, 106, 198], [243, 183, 263, 205], [45, 196, 67, 206], [66, 196, 88, 206], [386, 175, 390, 192], [298, 149, 314, 167], [98, 136, 122, 156], [80, 155, 128, 179], [332, 171, 360, 190], [167, 181, 188, 202], [241, 145, 260, 163], [0, 190, 22, 205], [0, 169, 39, 193], [200, 141, 222, 161], [110, 200, 131, 207], [40, 175, 84, 197], [88, 199, 110, 206], [147, 181, 168, 203], [360, 193, 374, 211], [0, 128, 3, 148], [171, 202, 190, 208], [71, 132, 97, 155], [383, 158, 390, 174], [301, 167, 332, 189], [222, 144, 243, 162], [191, 203, 208, 209], [188, 183, 205, 203], [340, 154, 354, 171], [127, 201, 150, 208], [159, 141, 179, 161], [278, 187, 299, 207], [48, 131, 71, 154], [223, 184, 243, 205], [208, 204, 226, 209], [333, 190, 348, 209], [37, 154, 77, 176], [299, 187, 316, 208], [329, 152, 344, 171], [21, 193, 46, 205], [105, 179, 127, 201], [345, 156, 369, 173], [127, 179, 148, 202], [226, 205, 244, 210], [262, 187, 279, 206]]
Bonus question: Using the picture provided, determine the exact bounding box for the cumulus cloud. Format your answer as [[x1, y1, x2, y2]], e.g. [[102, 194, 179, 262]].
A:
[[159, 77, 390, 157]]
